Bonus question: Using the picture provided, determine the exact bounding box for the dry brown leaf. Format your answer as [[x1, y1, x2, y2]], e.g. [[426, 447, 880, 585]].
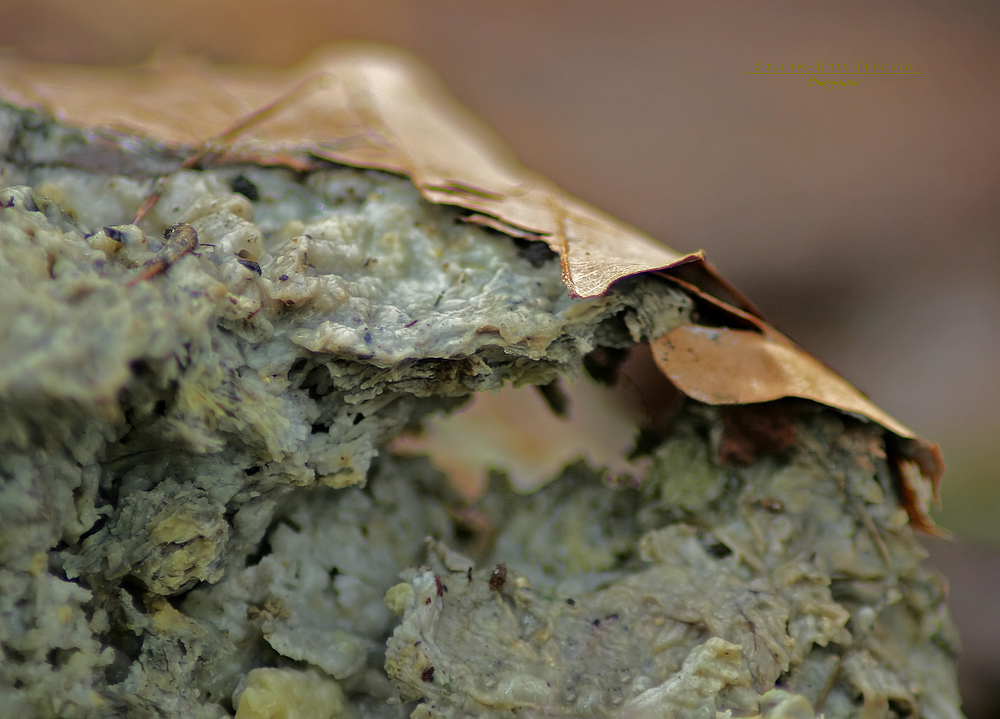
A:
[[649, 308, 944, 534], [647, 266, 944, 532], [651, 325, 904, 431], [0, 44, 944, 531]]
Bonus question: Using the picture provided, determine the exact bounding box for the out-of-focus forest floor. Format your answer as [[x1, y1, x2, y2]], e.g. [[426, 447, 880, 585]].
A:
[[1, 1, 997, 715]]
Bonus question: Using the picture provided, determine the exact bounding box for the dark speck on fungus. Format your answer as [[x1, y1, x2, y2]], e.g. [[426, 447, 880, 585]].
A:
[[489, 564, 506, 592]]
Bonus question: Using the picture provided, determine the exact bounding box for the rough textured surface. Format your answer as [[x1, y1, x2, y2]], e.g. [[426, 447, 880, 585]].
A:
[[0, 104, 962, 718], [386, 414, 962, 719]]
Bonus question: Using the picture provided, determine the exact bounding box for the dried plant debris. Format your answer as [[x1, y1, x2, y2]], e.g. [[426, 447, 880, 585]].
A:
[[0, 104, 961, 719]]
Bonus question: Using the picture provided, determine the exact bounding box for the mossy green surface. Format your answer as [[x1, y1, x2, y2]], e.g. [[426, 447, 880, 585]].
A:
[[0, 106, 963, 719]]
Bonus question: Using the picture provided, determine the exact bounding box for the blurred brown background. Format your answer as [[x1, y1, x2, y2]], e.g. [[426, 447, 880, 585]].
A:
[[1, 0, 997, 715]]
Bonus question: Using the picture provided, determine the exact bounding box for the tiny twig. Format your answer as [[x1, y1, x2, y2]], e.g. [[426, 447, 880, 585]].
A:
[[815, 651, 845, 710], [126, 223, 199, 286], [131, 74, 330, 224], [851, 491, 895, 578]]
